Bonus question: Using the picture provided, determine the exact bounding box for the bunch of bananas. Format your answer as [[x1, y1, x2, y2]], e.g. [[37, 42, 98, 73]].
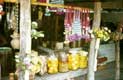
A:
[[93, 27, 111, 41]]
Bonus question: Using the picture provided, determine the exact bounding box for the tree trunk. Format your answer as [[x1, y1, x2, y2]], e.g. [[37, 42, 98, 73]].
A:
[[87, 2, 101, 80]]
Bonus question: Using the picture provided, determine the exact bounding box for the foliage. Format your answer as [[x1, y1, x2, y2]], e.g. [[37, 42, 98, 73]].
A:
[[93, 27, 111, 41], [31, 21, 44, 39]]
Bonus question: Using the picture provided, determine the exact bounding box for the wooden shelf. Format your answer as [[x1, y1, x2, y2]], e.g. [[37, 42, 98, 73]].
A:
[[4, 0, 92, 11], [35, 69, 87, 80], [4, 0, 17, 3]]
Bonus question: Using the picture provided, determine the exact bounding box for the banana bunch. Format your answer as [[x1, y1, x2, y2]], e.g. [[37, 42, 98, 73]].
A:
[[93, 27, 111, 41]]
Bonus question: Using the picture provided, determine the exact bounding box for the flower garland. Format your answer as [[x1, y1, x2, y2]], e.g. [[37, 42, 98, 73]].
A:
[[64, 9, 91, 43]]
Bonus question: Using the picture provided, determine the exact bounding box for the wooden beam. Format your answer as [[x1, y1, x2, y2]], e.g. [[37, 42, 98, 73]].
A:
[[87, 2, 101, 80], [20, 0, 31, 54]]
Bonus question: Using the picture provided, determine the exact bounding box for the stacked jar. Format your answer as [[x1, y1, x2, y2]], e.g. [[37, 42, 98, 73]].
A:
[[79, 51, 88, 69], [68, 49, 79, 70], [58, 51, 69, 72], [47, 54, 58, 74]]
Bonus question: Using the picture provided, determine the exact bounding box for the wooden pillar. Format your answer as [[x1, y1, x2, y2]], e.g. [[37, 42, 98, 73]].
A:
[[20, 0, 31, 55], [115, 22, 122, 80], [115, 40, 120, 80], [87, 2, 101, 80]]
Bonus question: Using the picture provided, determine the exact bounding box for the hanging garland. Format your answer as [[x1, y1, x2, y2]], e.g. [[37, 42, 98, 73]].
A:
[[64, 8, 91, 43]]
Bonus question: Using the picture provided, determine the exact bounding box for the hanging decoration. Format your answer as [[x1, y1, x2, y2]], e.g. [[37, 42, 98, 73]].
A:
[[10, 31, 20, 49], [38, 7, 43, 20], [70, 10, 82, 41], [38, 0, 64, 15], [37, 0, 50, 16], [81, 9, 91, 41], [64, 8, 91, 43], [49, 0, 64, 15], [10, 1, 20, 49], [0, 0, 4, 21], [45, 0, 51, 16], [7, 2, 19, 31]]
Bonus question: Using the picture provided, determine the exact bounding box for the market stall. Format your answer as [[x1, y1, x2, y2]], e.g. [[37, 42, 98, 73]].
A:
[[1, 0, 122, 80]]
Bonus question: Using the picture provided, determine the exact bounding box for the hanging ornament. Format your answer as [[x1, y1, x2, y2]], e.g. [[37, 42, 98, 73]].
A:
[[64, 8, 73, 43], [81, 9, 91, 41], [64, 8, 91, 43], [38, 7, 43, 20], [45, 0, 51, 16], [10, 1, 20, 49], [66, 10, 82, 42], [10, 31, 20, 49], [45, 6, 51, 16], [48, 0, 64, 15]]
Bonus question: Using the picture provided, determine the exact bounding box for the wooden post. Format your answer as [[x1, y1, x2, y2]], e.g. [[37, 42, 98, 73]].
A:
[[87, 2, 101, 80], [115, 22, 123, 80], [115, 40, 120, 80], [20, 0, 31, 54], [19, 0, 31, 80]]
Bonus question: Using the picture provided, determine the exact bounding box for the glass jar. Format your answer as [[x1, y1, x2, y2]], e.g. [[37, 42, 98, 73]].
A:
[[68, 50, 79, 70], [58, 51, 68, 72], [47, 54, 58, 74], [79, 51, 88, 68]]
